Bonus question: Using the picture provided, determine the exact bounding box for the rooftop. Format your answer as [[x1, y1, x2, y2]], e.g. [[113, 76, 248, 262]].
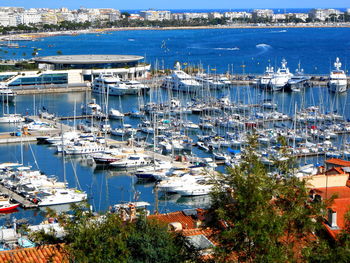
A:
[[0, 245, 67, 263], [34, 54, 144, 64], [325, 158, 350, 167]]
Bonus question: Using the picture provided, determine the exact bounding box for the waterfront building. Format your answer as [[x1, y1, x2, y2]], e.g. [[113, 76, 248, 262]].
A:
[[208, 12, 223, 20], [182, 13, 209, 21], [140, 10, 171, 21], [0, 55, 150, 89], [308, 8, 343, 21], [252, 9, 274, 20], [223, 12, 251, 20], [273, 14, 287, 22]]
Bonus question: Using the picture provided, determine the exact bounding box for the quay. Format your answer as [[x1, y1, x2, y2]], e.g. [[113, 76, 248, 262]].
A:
[[15, 84, 91, 95], [0, 184, 38, 208]]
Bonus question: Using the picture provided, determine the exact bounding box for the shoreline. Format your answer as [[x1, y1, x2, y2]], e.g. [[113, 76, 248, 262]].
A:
[[1, 23, 350, 41]]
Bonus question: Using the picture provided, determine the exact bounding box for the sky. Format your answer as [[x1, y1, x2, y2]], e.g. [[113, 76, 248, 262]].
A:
[[0, 0, 349, 10]]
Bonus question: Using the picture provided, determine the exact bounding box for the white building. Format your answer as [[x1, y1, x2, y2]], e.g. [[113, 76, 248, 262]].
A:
[[140, 10, 171, 21], [182, 13, 209, 21], [21, 9, 42, 25], [208, 12, 223, 19], [223, 12, 251, 20], [252, 9, 274, 20], [308, 8, 342, 21]]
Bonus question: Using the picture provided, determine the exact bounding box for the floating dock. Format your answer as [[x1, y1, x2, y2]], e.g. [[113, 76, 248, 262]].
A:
[[0, 184, 38, 209]]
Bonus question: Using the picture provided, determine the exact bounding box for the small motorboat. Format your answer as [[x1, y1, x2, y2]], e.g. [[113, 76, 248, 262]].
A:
[[0, 197, 20, 212]]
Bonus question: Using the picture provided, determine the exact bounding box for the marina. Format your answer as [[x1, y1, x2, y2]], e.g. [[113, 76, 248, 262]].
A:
[[0, 26, 348, 229]]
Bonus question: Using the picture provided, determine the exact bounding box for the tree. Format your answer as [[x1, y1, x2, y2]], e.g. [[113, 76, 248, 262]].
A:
[[209, 134, 326, 262], [30, 202, 200, 263]]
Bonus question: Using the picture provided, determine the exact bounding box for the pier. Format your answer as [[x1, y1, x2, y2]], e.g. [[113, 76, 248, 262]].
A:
[[0, 184, 38, 209]]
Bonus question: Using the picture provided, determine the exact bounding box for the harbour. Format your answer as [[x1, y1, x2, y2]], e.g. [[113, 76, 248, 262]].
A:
[[0, 26, 348, 229]]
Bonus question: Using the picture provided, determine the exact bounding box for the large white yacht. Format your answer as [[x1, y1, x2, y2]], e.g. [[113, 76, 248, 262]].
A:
[[328, 57, 348, 93], [269, 59, 293, 91], [257, 65, 274, 89], [110, 154, 152, 169], [162, 62, 202, 93], [37, 188, 87, 207], [92, 73, 129, 95], [93, 73, 147, 95]]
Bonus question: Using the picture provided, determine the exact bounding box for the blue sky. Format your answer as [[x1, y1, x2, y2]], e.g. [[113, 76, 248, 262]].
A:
[[1, 0, 348, 10]]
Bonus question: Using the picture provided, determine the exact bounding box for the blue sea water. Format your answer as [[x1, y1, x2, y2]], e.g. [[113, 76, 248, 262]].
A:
[[0, 27, 350, 225], [4, 27, 350, 75]]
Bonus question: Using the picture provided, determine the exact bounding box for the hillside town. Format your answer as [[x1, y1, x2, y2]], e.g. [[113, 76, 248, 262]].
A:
[[0, 7, 350, 28]]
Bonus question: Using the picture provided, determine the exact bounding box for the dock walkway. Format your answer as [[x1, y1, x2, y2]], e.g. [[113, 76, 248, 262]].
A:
[[0, 184, 38, 208]]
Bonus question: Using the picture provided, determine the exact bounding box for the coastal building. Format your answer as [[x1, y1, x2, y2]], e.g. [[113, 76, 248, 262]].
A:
[[140, 10, 171, 21], [273, 14, 287, 22], [0, 55, 150, 89], [223, 12, 251, 20], [208, 12, 223, 20], [182, 13, 209, 21], [252, 9, 274, 20], [287, 13, 309, 22], [308, 8, 342, 21]]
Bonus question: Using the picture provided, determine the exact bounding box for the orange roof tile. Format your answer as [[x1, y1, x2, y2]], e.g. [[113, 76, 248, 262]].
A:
[[0, 245, 67, 263], [313, 186, 350, 200], [326, 158, 350, 167], [148, 211, 198, 229]]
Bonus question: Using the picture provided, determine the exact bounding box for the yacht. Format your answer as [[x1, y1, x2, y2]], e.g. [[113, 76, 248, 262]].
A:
[[63, 141, 106, 155], [328, 57, 348, 93], [287, 63, 310, 92], [109, 108, 124, 119], [45, 131, 80, 145], [93, 73, 147, 96], [0, 86, 16, 103], [92, 73, 129, 96], [195, 72, 225, 89], [269, 59, 293, 91], [257, 65, 274, 89], [110, 154, 152, 169], [0, 114, 25, 123], [162, 62, 201, 93], [37, 188, 87, 207]]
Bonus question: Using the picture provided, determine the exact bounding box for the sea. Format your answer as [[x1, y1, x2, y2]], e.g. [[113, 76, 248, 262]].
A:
[[0, 27, 350, 225]]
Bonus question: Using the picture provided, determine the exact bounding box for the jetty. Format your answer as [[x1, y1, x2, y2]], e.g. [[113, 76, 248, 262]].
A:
[[0, 184, 38, 209]]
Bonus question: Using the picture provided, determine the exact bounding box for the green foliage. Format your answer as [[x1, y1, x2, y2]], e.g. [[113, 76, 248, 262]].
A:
[[30, 202, 200, 263], [210, 134, 326, 262]]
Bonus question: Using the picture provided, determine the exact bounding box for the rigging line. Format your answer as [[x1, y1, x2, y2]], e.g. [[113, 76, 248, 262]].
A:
[[70, 159, 82, 190], [28, 143, 39, 170], [98, 172, 104, 212]]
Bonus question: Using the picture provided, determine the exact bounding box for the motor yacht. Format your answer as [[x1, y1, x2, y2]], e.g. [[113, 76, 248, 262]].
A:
[[328, 57, 347, 93], [110, 154, 152, 169], [37, 188, 87, 207], [269, 59, 293, 91], [162, 62, 201, 93], [257, 65, 274, 89]]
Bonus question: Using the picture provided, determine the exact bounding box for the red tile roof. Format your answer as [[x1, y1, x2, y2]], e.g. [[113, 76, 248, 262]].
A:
[[0, 245, 67, 263], [313, 186, 350, 239], [326, 158, 350, 167], [148, 211, 198, 229], [313, 186, 350, 200]]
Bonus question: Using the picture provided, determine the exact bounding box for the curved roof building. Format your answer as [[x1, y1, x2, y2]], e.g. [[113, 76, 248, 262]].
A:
[[34, 55, 144, 65]]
